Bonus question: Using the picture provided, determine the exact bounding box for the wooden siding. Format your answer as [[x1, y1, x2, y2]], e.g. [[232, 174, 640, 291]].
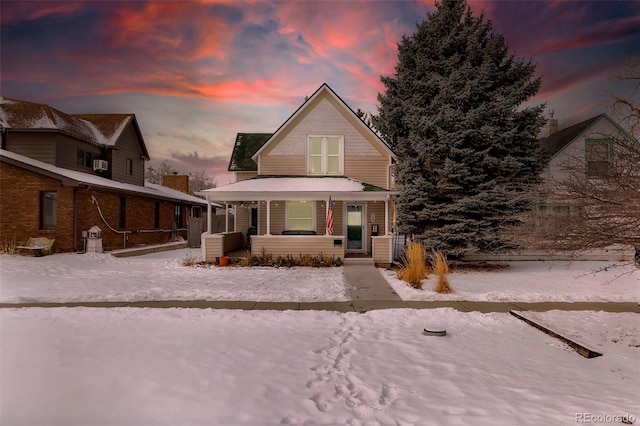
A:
[[344, 156, 390, 189], [4, 132, 57, 165], [257, 200, 351, 236], [55, 135, 103, 173], [547, 118, 619, 182], [222, 231, 245, 252], [372, 236, 393, 265], [202, 234, 224, 261], [258, 202, 285, 235], [259, 155, 306, 176], [257, 93, 392, 183], [235, 205, 251, 234], [370, 201, 388, 252], [110, 123, 145, 186], [235, 171, 257, 182], [251, 235, 345, 259]]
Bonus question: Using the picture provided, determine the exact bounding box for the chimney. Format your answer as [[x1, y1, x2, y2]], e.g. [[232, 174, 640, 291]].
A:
[[545, 109, 559, 136], [162, 173, 189, 194]]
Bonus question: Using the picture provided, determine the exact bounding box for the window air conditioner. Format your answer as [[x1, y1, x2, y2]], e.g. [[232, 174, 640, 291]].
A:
[[93, 159, 109, 171]]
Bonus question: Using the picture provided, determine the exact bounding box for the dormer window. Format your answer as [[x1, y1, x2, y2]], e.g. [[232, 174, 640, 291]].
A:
[[308, 135, 343, 175]]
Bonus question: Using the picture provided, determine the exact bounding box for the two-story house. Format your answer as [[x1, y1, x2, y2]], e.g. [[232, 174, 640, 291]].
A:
[[197, 83, 397, 265], [538, 113, 631, 182], [0, 97, 208, 252]]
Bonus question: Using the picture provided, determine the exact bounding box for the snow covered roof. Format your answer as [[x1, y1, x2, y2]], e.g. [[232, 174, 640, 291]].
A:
[[197, 176, 395, 202], [1, 149, 209, 206], [0, 97, 150, 159]]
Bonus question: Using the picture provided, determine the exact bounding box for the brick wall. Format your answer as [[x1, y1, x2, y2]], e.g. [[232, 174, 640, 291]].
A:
[[77, 190, 187, 251], [1, 162, 199, 252], [162, 174, 189, 193], [0, 162, 75, 251]]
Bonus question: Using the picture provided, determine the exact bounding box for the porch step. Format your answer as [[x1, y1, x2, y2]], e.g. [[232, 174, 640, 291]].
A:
[[343, 257, 375, 265]]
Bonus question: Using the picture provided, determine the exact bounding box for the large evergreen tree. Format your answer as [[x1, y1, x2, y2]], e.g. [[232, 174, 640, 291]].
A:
[[374, 0, 546, 257]]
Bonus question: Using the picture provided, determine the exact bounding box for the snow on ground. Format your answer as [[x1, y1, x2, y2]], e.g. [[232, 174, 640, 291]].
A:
[[0, 249, 638, 424], [0, 249, 638, 303], [1, 307, 637, 425], [383, 261, 640, 302], [0, 250, 349, 303]]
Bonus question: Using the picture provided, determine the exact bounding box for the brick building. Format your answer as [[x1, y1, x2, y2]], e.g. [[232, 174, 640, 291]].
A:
[[0, 97, 210, 252]]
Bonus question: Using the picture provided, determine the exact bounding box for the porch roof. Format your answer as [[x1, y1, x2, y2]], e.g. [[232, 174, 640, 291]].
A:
[[196, 176, 397, 202]]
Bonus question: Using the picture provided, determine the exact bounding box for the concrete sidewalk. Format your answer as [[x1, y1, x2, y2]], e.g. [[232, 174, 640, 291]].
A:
[[1, 261, 638, 313], [1, 300, 638, 313]]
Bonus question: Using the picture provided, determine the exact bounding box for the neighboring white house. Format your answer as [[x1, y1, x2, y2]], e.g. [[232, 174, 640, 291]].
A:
[[538, 113, 631, 182]]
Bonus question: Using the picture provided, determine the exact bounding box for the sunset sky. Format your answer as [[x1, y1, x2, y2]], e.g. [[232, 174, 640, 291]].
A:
[[2, 0, 639, 185]]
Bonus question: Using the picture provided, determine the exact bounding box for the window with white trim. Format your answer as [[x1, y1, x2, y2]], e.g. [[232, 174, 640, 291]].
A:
[[586, 139, 612, 178], [286, 201, 316, 231], [308, 136, 343, 175]]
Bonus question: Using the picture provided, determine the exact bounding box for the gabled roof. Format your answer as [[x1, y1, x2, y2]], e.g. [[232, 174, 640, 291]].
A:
[[1, 149, 208, 206], [0, 97, 150, 159], [250, 83, 394, 162], [75, 114, 150, 160], [538, 113, 620, 158], [228, 133, 272, 172]]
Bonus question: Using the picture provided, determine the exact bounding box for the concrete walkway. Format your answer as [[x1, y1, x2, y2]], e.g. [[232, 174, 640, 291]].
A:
[[0, 261, 638, 313]]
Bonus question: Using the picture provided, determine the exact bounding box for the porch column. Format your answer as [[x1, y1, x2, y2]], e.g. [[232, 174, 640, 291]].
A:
[[225, 203, 229, 233], [233, 205, 237, 232], [266, 200, 271, 235], [385, 196, 390, 235], [207, 199, 212, 234]]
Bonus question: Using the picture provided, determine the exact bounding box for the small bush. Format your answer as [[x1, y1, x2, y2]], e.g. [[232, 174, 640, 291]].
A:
[[0, 236, 18, 254], [397, 240, 428, 289], [238, 250, 342, 267], [180, 254, 198, 267], [431, 250, 452, 294]]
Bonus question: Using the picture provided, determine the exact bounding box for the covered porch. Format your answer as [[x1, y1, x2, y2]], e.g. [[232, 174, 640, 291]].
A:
[[196, 177, 397, 265]]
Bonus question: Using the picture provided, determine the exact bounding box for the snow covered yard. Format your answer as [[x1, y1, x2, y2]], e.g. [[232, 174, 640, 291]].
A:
[[0, 250, 349, 303], [0, 249, 638, 303], [1, 307, 637, 425], [383, 261, 640, 303], [0, 249, 638, 424]]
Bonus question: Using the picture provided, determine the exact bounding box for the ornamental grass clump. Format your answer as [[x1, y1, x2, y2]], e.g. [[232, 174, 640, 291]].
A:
[[431, 250, 452, 294], [397, 240, 428, 289]]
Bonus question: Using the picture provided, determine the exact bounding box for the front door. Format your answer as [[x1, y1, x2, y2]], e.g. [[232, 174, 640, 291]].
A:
[[346, 203, 365, 253]]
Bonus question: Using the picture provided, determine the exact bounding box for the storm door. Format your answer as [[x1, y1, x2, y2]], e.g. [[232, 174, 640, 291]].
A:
[[345, 203, 365, 252]]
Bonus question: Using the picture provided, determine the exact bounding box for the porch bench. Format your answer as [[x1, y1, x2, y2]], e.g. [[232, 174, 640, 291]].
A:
[[17, 237, 55, 257], [281, 230, 317, 235]]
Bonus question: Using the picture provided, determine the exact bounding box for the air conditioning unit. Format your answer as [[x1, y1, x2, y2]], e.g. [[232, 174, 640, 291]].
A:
[[93, 159, 108, 171]]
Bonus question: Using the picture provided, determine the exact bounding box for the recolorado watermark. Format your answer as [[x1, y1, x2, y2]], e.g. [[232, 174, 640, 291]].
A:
[[576, 413, 636, 424]]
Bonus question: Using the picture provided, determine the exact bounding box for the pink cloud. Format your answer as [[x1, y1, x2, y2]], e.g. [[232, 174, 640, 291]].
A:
[[106, 2, 234, 60], [529, 14, 640, 57], [0, 1, 85, 25]]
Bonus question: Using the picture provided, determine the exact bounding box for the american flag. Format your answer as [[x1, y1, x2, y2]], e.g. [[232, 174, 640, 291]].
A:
[[326, 196, 334, 235]]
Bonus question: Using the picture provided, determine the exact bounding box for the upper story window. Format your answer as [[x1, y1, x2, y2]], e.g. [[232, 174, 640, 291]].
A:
[[308, 136, 343, 175], [77, 149, 92, 168], [126, 158, 133, 176], [586, 139, 612, 178]]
